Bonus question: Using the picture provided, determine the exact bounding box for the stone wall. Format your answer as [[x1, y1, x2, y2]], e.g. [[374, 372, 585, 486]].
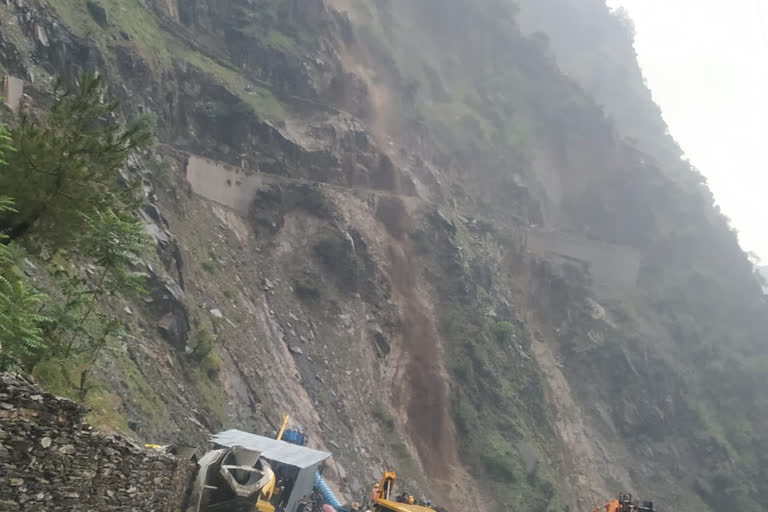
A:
[[0, 374, 196, 511]]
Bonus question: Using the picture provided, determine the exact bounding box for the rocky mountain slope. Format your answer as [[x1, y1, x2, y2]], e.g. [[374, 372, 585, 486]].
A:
[[1, 1, 766, 511]]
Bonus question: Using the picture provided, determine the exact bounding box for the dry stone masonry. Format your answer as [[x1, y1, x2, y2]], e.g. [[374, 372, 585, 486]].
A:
[[0, 374, 195, 511]]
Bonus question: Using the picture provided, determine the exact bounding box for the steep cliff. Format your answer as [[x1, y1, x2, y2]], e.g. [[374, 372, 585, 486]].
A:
[[1, 1, 766, 511]]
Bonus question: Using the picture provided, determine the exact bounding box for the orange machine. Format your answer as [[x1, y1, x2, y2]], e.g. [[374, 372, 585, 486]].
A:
[[371, 472, 433, 512]]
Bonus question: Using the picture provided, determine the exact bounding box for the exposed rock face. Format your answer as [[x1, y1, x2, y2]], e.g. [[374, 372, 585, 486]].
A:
[[0, 374, 195, 511], [85, 1, 108, 27], [0, 1, 766, 511]]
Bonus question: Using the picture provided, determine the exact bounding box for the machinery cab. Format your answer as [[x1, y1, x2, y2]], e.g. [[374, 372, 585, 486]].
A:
[[373, 502, 434, 512], [372, 472, 434, 512]]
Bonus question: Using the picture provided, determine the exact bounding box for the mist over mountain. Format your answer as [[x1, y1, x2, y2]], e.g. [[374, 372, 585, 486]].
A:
[[1, 1, 766, 511]]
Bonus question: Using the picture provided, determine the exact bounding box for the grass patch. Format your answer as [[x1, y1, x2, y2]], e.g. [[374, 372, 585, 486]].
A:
[[181, 357, 227, 423], [45, 0, 171, 68], [113, 349, 173, 427], [180, 48, 285, 119], [33, 357, 129, 432], [85, 388, 130, 431]]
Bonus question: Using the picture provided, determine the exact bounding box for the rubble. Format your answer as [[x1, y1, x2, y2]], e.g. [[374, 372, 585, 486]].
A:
[[0, 374, 195, 511]]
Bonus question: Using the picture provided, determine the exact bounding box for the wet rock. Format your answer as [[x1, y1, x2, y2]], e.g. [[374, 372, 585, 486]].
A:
[[429, 208, 457, 235], [22, 258, 36, 277], [147, 274, 190, 350], [143, 203, 165, 226], [371, 329, 390, 358], [86, 1, 108, 27], [157, 313, 188, 350]]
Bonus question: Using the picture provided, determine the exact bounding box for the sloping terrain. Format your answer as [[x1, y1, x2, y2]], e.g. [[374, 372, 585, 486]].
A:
[[1, 1, 766, 511]]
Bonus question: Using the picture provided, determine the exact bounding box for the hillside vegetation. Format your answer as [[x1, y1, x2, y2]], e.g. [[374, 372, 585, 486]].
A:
[[0, 1, 766, 511]]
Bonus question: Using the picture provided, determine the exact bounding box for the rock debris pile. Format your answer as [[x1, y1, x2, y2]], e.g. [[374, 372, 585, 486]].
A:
[[0, 374, 195, 511]]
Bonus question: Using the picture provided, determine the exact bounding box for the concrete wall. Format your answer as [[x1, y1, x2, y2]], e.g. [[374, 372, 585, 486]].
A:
[[2, 75, 24, 113], [0, 374, 196, 511], [186, 154, 265, 214], [527, 229, 642, 298]]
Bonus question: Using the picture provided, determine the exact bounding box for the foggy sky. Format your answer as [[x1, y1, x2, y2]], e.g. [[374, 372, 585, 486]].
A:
[[606, 0, 768, 260]]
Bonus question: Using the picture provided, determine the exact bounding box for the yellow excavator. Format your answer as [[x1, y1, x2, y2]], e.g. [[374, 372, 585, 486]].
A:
[[370, 472, 434, 512], [596, 493, 656, 512]]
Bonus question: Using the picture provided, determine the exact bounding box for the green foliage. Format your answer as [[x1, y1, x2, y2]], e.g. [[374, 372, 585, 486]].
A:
[[314, 233, 347, 266], [181, 49, 285, 119], [372, 400, 396, 432], [293, 271, 322, 300], [201, 260, 217, 274], [0, 73, 151, 245], [0, 196, 16, 266], [0, 74, 151, 385], [0, 274, 49, 370], [45, 0, 171, 67], [483, 452, 521, 483], [0, 199, 50, 372], [0, 111, 13, 165], [313, 229, 358, 291], [50, 209, 147, 396], [79, 209, 148, 297], [492, 321, 516, 344], [189, 324, 221, 379]]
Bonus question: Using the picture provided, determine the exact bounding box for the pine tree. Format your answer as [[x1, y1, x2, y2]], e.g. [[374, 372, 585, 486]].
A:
[[66, 209, 147, 396], [53, 208, 148, 358], [0, 73, 151, 245], [0, 197, 49, 371]]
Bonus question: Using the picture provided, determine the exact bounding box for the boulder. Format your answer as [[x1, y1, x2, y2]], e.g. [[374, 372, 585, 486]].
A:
[[146, 274, 190, 350], [86, 1, 109, 27]]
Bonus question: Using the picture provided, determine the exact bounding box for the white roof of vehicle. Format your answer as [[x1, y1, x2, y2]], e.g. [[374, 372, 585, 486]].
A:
[[212, 429, 331, 469]]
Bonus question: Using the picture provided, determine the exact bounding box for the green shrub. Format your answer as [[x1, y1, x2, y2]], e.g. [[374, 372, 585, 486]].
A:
[[0, 274, 49, 370], [314, 232, 348, 267], [200, 351, 222, 379], [493, 321, 516, 344], [372, 401, 396, 432], [188, 324, 221, 379], [483, 452, 521, 482], [293, 271, 322, 300], [190, 324, 217, 358]]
